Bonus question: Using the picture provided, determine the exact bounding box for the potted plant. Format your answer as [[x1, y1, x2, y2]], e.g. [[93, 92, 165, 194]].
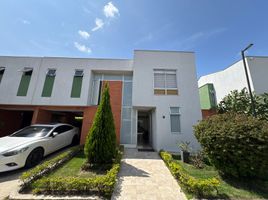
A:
[[178, 141, 191, 163]]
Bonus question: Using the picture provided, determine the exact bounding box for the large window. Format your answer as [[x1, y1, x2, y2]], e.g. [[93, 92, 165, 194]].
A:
[[170, 107, 180, 133], [17, 67, 33, 96], [0, 67, 5, 83], [42, 69, 56, 97], [71, 69, 83, 98], [90, 73, 134, 144], [154, 69, 178, 95]]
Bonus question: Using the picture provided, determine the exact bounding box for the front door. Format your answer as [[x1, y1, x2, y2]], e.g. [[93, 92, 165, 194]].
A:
[[137, 111, 152, 149]]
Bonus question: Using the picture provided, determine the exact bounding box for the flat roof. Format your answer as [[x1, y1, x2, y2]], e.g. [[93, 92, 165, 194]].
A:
[[134, 49, 194, 54]]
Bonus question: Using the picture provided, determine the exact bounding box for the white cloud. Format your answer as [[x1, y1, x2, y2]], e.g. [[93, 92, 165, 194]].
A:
[[78, 30, 90, 39], [91, 18, 104, 31], [20, 19, 31, 25], [103, 2, 119, 18], [74, 42, 91, 54]]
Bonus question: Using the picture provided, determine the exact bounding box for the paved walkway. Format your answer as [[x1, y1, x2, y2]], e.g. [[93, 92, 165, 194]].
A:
[[112, 148, 186, 200]]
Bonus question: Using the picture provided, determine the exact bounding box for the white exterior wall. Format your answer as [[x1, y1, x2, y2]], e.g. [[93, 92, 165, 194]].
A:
[[198, 57, 268, 104], [247, 57, 268, 95], [0, 56, 132, 106], [0, 57, 42, 105], [132, 50, 202, 152], [198, 60, 251, 103]]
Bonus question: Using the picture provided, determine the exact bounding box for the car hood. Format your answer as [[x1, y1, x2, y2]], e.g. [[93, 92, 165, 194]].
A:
[[0, 136, 42, 153]]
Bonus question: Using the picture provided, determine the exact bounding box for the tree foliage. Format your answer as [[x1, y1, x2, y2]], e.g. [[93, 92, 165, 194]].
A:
[[84, 83, 117, 164], [217, 88, 268, 120]]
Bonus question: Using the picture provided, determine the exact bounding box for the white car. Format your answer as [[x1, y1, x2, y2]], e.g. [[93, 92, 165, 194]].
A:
[[0, 123, 79, 173]]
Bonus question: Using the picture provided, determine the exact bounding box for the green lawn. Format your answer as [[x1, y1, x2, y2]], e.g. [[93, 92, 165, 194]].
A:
[[175, 159, 268, 199], [47, 152, 107, 178]]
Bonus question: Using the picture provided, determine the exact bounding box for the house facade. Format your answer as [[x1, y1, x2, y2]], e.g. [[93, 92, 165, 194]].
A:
[[0, 50, 201, 152], [198, 56, 268, 118]]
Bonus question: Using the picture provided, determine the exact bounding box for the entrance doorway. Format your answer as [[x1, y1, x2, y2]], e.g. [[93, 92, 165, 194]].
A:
[[137, 111, 153, 150]]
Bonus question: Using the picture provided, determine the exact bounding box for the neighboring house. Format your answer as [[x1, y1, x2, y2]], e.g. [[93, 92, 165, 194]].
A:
[[198, 56, 268, 118], [0, 50, 201, 152]]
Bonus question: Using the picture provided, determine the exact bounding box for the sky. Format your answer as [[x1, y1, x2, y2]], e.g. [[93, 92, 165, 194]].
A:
[[0, 0, 267, 78]]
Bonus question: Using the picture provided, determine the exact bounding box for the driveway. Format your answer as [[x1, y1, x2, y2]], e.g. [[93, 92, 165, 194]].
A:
[[0, 147, 72, 200], [0, 168, 25, 200]]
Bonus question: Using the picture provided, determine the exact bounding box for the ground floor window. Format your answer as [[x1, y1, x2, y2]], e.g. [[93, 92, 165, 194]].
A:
[[170, 107, 180, 133]]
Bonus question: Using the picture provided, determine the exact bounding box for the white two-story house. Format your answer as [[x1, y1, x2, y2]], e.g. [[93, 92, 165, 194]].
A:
[[0, 50, 201, 152]]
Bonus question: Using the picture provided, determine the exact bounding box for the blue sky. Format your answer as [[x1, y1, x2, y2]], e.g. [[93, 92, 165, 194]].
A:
[[0, 0, 267, 77]]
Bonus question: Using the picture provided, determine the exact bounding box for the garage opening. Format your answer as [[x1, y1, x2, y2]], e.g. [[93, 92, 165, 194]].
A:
[[0, 109, 33, 137]]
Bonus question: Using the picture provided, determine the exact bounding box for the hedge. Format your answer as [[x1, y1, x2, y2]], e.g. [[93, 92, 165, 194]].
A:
[[32, 163, 120, 196], [30, 147, 123, 197], [160, 151, 220, 198], [20, 146, 81, 192], [194, 112, 268, 179]]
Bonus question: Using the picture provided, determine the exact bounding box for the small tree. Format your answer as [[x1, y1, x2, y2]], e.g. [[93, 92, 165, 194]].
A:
[[84, 83, 117, 164], [218, 88, 268, 121]]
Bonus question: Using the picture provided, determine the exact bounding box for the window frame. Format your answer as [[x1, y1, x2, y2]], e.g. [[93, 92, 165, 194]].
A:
[[17, 67, 33, 96], [46, 68, 56, 77], [153, 69, 178, 95], [74, 69, 84, 77], [170, 107, 181, 134], [41, 69, 56, 97]]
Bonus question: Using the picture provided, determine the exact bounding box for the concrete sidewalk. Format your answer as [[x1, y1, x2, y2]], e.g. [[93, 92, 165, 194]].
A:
[[112, 148, 186, 200]]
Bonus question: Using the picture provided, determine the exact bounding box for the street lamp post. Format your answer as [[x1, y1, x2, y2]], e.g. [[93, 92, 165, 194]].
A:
[[241, 43, 257, 117]]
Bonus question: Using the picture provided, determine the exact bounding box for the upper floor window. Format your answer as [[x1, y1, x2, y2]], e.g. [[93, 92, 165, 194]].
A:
[[17, 67, 33, 96], [71, 69, 84, 98], [154, 69, 178, 95], [0, 67, 5, 83], [42, 68, 56, 97]]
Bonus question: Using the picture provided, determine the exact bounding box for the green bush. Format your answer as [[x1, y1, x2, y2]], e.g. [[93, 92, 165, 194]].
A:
[[84, 83, 117, 164], [20, 146, 81, 191], [160, 151, 219, 197], [194, 112, 268, 179]]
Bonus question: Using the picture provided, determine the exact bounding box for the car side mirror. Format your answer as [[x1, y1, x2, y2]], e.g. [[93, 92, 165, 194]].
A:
[[52, 132, 58, 137]]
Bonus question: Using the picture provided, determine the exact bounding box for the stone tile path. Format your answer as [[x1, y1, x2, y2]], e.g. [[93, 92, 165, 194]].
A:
[[112, 148, 186, 200]]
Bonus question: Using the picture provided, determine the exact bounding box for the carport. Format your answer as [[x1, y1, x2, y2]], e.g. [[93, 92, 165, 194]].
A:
[[0, 105, 98, 144], [0, 106, 34, 137]]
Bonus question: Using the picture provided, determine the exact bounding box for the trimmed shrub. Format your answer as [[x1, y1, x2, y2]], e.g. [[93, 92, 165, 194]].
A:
[[160, 151, 219, 197], [30, 148, 123, 197], [32, 163, 120, 196], [194, 112, 268, 179], [84, 83, 117, 164]]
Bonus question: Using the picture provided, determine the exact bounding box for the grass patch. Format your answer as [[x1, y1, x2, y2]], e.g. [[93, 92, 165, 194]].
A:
[[29, 149, 122, 197], [174, 157, 268, 199], [47, 152, 108, 178]]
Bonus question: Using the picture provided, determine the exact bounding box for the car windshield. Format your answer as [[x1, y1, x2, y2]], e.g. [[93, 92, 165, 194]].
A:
[[10, 126, 53, 137]]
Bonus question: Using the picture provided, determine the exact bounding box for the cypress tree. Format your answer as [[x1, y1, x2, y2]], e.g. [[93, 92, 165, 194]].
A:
[[84, 83, 117, 164]]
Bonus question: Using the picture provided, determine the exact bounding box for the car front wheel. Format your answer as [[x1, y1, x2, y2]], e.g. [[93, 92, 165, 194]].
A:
[[25, 148, 44, 168]]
